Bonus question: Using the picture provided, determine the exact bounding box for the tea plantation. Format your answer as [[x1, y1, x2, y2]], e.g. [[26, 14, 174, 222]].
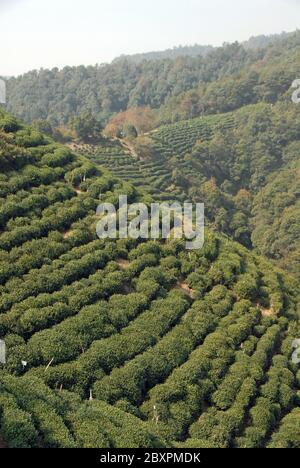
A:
[[0, 110, 299, 448]]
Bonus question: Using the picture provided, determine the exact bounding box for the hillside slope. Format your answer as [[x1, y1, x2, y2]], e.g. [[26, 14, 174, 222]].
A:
[[3, 31, 300, 131], [0, 110, 299, 448], [112, 44, 214, 64], [5, 31, 299, 283], [84, 100, 300, 280], [158, 31, 300, 124], [112, 31, 293, 65], [4, 42, 261, 126]]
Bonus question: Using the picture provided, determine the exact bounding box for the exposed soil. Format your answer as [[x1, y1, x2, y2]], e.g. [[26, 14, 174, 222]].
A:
[[176, 281, 195, 298], [260, 307, 275, 317], [74, 188, 84, 195], [112, 137, 139, 159], [255, 302, 275, 317], [63, 230, 73, 239], [116, 258, 131, 270]]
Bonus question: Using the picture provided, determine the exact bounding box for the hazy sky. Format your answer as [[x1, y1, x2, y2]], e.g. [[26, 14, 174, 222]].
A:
[[1, 0, 299, 76]]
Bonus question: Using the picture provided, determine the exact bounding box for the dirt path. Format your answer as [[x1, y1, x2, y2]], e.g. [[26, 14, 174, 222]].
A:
[[116, 259, 131, 270], [67, 142, 91, 152], [143, 129, 158, 136], [74, 188, 84, 195], [260, 306, 275, 317], [254, 302, 275, 317], [175, 281, 194, 298], [67, 137, 140, 161], [113, 137, 139, 159]]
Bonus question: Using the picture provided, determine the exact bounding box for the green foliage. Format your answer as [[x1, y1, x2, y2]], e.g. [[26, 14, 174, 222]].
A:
[[0, 63, 299, 450], [70, 112, 102, 142], [6, 41, 259, 126], [268, 409, 300, 448]]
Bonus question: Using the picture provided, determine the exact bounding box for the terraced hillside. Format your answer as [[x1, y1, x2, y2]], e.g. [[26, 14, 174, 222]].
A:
[[150, 102, 300, 279], [80, 140, 186, 202], [0, 110, 299, 448], [83, 102, 300, 280], [151, 112, 234, 156], [82, 112, 234, 202]]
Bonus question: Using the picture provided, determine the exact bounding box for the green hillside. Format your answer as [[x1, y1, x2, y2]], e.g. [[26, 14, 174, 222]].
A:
[[4, 31, 300, 133], [151, 102, 300, 280], [78, 139, 187, 203], [4, 33, 300, 285], [0, 110, 299, 448], [82, 100, 300, 281], [3, 40, 264, 127]]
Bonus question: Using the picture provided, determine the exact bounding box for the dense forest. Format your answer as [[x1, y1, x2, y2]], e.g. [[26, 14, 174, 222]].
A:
[[0, 109, 299, 448], [4, 31, 299, 130], [112, 32, 293, 64], [4, 43, 262, 126], [158, 32, 300, 123], [112, 44, 214, 64]]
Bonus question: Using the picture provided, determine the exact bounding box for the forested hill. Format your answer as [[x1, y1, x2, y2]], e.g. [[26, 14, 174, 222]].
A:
[[112, 44, 214, 64], [242, 31, 294, 50], [158, 31, 300, 123], [3, 30, 299, 284], [3, 31, 299, 129], [0, 109, 299, 448], [2, 41, 265, 127], [112, 31, 293, 64]]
